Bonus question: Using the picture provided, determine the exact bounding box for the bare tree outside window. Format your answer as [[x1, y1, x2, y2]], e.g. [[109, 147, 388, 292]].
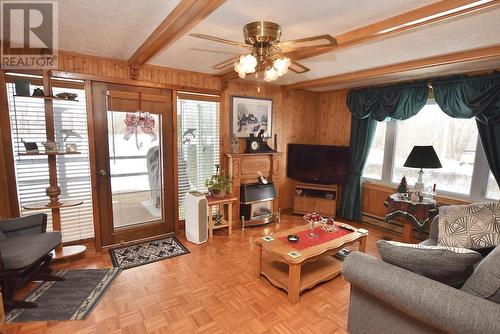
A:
[[392, 103, 478, 194]]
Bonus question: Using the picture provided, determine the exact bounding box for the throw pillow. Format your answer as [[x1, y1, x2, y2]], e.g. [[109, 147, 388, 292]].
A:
[[461, 245, 500, 304], [377, 240, 483, 288], [438, 202, 500, 249]]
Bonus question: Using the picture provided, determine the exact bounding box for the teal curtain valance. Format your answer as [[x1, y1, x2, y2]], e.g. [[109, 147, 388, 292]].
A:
[[346, 81, 429, 121], [340, 73, 500, 221], [431, 71, 500, 124]]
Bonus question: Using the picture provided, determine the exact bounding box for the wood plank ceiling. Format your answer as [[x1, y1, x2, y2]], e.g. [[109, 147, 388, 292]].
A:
[[55, 0, 500, 91]]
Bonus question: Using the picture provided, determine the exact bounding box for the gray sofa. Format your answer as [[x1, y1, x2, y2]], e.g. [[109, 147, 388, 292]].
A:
[[342, 216, 500, 334], [0, 213, 63, 311]]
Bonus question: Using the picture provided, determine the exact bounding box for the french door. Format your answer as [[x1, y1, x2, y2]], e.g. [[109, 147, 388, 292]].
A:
[[92, 82, 175, 246]]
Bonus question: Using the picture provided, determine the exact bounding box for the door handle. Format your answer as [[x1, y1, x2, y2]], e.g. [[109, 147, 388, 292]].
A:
[[98, 169, 107, 176]]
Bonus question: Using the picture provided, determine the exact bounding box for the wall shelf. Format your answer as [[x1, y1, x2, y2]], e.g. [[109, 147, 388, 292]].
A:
[[13, 70, 86, 261], [19, 151, 81, 156], [14, 95, 79, 102], [23, 199, 83, 210]]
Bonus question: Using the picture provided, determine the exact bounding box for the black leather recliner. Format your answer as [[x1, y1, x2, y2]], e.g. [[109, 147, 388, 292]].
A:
[[0, 213, 63, 311]]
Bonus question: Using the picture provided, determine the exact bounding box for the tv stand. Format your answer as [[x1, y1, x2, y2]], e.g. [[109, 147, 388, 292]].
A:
[[293, 182, 338, 217]]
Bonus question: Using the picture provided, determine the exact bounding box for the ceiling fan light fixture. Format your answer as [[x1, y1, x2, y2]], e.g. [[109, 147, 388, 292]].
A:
[[234, 61, 247, 78], [264, 66, 279, 82], [239, 54, 257, 73], [190, 21, 329, 79], [273, 57, 291, 76]]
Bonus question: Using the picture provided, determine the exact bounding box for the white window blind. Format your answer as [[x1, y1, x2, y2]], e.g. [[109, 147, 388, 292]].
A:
[[177, 97, 220, 219], [7, 81, 94, 242]]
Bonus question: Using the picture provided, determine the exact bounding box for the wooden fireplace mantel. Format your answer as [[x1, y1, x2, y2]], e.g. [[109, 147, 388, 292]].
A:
[[225, 152, 283, 224]]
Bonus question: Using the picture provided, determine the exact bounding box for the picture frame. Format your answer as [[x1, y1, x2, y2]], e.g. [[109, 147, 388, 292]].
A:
[[232, 96, 272, 138]]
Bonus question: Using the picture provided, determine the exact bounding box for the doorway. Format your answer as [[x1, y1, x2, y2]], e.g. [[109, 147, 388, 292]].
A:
[[92, 83, 175, 246]]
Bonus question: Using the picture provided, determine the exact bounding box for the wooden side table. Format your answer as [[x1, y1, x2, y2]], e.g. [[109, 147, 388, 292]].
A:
[[384, 193, 438, 243], [206, 194, 237, 238]]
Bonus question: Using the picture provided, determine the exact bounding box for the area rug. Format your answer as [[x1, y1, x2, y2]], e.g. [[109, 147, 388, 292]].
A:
[[109, 236, 190, 269], [5, 268, 121, 323]]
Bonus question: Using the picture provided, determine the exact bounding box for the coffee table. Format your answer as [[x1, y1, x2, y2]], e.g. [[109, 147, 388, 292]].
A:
[[255, 223, 367, 304]]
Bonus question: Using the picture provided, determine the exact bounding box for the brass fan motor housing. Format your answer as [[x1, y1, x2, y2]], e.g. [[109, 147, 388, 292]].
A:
[[243, 21, 282, 45]]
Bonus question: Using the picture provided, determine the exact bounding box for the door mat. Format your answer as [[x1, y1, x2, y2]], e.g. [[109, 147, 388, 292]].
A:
[[109, 236, 189, 269]]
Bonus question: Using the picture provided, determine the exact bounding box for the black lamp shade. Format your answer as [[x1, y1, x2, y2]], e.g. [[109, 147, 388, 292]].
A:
[[403, 146, 442, 169]]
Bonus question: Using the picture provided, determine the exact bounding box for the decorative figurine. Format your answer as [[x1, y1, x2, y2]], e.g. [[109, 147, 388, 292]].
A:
[[32, 88, 45, 97], [65, 143, 78, 152], [397, 176, 409, 196], [42, 141, 58, 152], [214, 211, 223, 225], [21, 139, 38, 153], [61, 129, 82, 142]]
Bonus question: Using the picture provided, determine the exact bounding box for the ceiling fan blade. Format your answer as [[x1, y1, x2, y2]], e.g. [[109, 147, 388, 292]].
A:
[[189, 34, 249, 48], [213, 57, 239, 70], [190, 48, 239, 56], [278, 34, 337, 51], [289, 61, 310, 74]]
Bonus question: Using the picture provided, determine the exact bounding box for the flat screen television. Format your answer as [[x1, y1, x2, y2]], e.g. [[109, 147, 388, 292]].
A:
[[287, 144, 351, 184]]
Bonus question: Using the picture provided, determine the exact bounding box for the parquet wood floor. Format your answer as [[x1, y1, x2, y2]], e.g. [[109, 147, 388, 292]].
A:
[[4, 215, 402, 334]]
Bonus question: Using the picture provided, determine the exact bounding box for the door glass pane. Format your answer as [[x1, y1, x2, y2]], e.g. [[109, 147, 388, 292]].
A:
[[107, 111, 163, 228], [392, 102, 478, 195], [363, 121, 386, 180], [486, 172, 500, 200]]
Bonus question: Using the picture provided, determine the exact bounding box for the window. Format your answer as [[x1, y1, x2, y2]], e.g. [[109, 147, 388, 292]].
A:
[[363, 121, 386, 180], [363, 99, 499, 201], [487, 172, 500, 200], [392, 102, 478, 194], [177, 96, 220, 219], [7, 80, 94, 242]]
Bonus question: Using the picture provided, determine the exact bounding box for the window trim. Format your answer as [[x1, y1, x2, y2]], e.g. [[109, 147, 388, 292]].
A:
[[362, 101, 498, 202]]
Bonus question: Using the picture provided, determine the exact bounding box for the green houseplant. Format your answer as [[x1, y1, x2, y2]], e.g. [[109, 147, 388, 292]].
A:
[[206, 171, 232, 199]]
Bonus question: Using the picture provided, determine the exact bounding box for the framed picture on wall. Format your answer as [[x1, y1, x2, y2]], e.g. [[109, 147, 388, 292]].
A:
[[232, 96, 272, 138]]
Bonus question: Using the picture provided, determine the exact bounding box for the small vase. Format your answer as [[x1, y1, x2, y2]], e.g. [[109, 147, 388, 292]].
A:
[[15, 79, 30, 96]]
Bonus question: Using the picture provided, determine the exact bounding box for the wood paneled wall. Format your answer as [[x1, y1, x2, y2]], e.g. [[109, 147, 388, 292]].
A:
[[221, 81, 320, 209], [58, 51, 221, 91], [316, 89, 351, 146]]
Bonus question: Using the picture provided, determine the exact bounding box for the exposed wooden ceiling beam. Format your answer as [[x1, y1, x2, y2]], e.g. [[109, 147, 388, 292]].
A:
[[220, 0, 500, 81], [285, 45, 500, 90], [286, 0, 500, 60], [128, 0, 226, 67]]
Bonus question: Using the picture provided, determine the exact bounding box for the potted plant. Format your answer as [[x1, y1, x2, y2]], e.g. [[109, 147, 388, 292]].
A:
[[206, 171, 232, 199]]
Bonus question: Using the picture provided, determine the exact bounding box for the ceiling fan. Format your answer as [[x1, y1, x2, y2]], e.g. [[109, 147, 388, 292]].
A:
[[189, 21, 337, 81]]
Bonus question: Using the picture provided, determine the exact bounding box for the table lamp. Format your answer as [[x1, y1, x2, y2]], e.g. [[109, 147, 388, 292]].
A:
[[403, 146, 442, 191]]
